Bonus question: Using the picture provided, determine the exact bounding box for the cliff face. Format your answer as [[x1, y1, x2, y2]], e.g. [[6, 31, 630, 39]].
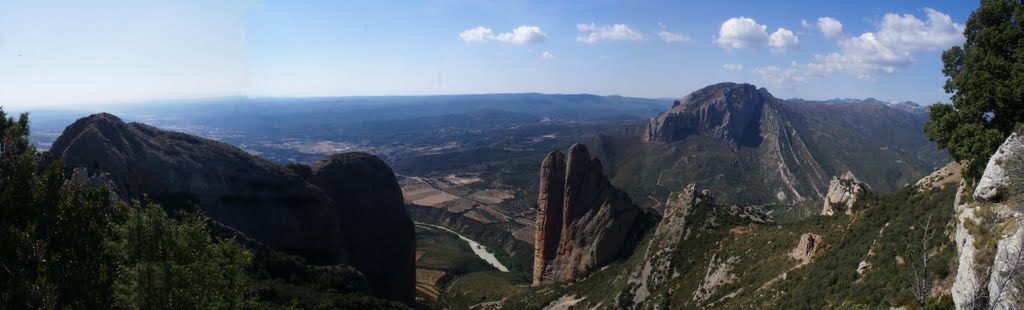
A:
[[643, 82, 764, 146], [952, 132, 1024, 309], [533, 143, 653, 286], [48, 113, 414, 304], [306, 153, 415, 304]]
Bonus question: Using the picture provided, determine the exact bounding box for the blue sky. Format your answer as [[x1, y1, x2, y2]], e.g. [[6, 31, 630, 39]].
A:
[[0, 0, 977, 108]]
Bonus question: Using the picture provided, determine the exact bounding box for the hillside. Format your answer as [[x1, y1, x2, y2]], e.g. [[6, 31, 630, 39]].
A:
[[450, 162, 962, 309]]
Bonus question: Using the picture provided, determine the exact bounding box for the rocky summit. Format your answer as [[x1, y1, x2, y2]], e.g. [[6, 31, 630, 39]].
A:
[[643, 82, 764, 146], [533, 143, 654, 286], [821, 171, 867, 216], [47, 113, 415, 305]]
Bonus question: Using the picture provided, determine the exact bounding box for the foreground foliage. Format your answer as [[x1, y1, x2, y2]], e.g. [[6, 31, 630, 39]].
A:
[[925, 0, 1024, 179]]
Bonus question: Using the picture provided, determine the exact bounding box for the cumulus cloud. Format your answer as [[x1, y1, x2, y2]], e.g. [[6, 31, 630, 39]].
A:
[[876, 8, 964, 50], [715, 17, 798, 53], [460, 25, 547, 44], [769, 28, 799, 53], [459, 26, 493, 43], [755, 7, 964, 85], [576, 23, 645, 43], [722, 64, 744, 71], [817, 17, 843, 39], [541, 51, 556, 60]]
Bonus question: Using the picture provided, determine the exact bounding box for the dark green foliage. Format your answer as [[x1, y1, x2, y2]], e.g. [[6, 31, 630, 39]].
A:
[[0, 108, 259, 309], [925, 0, 1024, 179], [109, 201, 255, 309]]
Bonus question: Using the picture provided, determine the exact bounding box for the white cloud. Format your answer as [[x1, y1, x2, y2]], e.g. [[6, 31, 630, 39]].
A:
[[755, 8, 964, 85], [876, 7, 965, 50], [658, 31, 692, 43], [817, 17, 843, 39], [576, 23, 645, 43], [769, 28, 799, 53], [459, 26, 493, 43], [722, 64, 744, 71], [495, 25, 547, 44], [459, 25, 547, 44], [715, 17, 769, 49], [715, 17, 798, 53], [541, 51, 555, 60]]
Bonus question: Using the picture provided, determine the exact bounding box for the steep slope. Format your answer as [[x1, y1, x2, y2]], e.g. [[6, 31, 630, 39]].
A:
[[591, 82, 942, 207], [47, 113, 415, 304], [952, 132, 1024, 309], [533, 144, 656, 285]]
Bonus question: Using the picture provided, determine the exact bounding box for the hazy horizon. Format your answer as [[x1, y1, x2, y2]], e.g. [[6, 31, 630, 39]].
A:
[[1, 1, 973, 108]]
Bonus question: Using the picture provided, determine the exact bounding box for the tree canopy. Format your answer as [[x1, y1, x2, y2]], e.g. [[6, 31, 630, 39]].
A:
[[924, 0, 1024, 179]]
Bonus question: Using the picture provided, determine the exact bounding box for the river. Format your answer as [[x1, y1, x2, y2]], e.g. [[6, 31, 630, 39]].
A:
[[416, 222, 509, 272]]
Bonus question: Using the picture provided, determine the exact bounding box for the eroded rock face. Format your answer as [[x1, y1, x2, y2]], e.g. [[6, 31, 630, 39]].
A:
[[790, 233, 824, 266], [821, 171, 865, 216], [643, 82, 764, 146], [533, 143, 652, 286], [952, 132, 1024, 310], [974, 132, 1023, 202], [48, 113, 415, 305]]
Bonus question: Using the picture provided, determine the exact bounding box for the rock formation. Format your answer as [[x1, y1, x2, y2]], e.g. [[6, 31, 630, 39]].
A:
[[47, 113, 415, 305], [533, 143, 652, 286], [620, 184, 771, 306], [974, 132, 1024, 202], [306, 153, 415, 303], [789, 233, 824, 266], [821, 171, 866, 216], [643, 82, 764, 146], [952, 132, 1024, 309]]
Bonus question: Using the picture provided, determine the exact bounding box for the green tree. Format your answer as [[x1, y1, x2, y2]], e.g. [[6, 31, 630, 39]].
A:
[[1, 107, 257, 309], [108, 201, 255, 310], [924, 0, 1024, 179]]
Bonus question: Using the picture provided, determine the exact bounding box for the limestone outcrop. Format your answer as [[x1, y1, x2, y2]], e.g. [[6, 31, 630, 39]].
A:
[[533, 143, 652, 286], [821, 171, 866, 216], [790, 233, 824, 266], [952, 132, 1024, 309]]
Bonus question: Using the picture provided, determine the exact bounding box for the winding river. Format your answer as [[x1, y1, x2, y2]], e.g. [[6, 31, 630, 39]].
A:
[[417, 222, 509, 272]]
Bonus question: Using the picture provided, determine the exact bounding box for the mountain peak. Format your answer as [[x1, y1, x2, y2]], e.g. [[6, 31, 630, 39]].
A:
[[644, 82, 767, 146]]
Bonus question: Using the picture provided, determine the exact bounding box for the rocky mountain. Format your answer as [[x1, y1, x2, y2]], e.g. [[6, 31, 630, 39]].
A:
[[643, 83, 765, 146], [590, 82, 944, 207], [46, 113, 414, 304], [533, 143, 655, 285]]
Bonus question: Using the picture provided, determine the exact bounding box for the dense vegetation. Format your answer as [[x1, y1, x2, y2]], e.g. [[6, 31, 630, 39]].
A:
[[0, 108, 255, 308], [925, 0, 1024, 179]]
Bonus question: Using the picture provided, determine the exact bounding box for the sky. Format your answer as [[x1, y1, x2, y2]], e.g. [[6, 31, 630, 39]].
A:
[[0, 0, 978, 108]]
